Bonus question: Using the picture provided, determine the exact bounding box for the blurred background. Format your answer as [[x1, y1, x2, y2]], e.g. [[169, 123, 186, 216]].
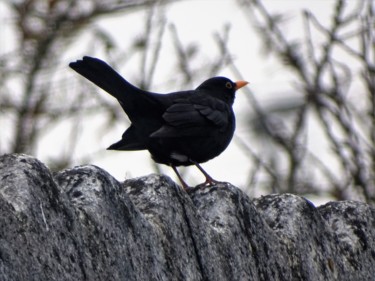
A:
[[0, 0, 374, 205]]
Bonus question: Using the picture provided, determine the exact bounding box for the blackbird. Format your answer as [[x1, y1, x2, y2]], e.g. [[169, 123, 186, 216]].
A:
[[69, 56, 248, 189]]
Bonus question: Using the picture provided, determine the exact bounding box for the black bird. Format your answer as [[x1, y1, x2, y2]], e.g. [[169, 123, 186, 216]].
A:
[[69, 56, 248, 189]]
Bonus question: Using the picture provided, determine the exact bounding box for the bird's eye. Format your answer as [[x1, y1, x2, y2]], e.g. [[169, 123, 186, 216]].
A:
[[225, 82, 233, 89]]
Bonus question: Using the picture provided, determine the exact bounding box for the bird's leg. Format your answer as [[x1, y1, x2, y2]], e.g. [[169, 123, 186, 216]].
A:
[[171, 165, 190, 190], [191, 161, 220, 186]]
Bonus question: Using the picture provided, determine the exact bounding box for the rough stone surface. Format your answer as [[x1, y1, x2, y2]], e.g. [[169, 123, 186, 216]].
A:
[[0, 153, 374, 280]]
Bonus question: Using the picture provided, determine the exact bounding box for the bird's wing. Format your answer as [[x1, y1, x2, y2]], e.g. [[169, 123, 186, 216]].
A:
[[150, 97, 230, 137]]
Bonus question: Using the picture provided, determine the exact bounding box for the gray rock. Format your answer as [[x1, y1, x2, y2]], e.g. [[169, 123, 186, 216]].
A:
[[318, 200, 375, 281], [0, 153, 374, 280]]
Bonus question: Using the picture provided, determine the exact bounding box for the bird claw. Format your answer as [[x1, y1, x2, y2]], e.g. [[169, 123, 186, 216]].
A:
[[196, 179, 221, 188]]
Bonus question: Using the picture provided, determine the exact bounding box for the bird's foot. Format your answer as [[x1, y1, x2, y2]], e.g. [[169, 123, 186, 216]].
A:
[[196, 178, 222, 188]]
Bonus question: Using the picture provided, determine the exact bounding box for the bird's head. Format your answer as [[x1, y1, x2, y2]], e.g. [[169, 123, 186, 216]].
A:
[[196, 77, 248, 105]]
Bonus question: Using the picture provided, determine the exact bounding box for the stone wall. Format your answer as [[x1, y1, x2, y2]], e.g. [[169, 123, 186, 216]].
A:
[[0, 153, 374, 280]]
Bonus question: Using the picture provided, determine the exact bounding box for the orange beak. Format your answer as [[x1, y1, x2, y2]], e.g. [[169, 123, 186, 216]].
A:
[[235, 80, 249, 91]]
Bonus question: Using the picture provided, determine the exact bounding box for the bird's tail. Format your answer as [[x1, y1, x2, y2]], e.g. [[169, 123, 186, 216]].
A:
[[69, 56, 143, 102], [69, 56, 163, 124]]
